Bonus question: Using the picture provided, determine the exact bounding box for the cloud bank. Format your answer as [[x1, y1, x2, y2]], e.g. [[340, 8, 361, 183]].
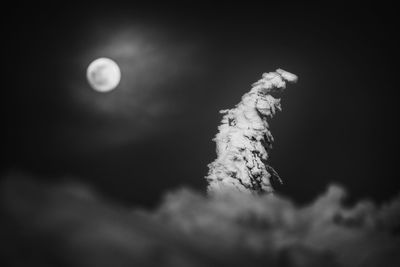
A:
[[1, 174, 399, 267]]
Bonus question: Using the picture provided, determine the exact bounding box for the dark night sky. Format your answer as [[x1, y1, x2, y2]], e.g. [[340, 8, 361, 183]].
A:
[[3, 2, 399, 207]]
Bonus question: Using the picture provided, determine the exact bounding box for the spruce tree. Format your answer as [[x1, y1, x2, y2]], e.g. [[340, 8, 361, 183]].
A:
[[206, 69, 298, 195]]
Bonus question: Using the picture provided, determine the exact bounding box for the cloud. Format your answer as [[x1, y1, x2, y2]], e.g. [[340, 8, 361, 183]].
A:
[[1, 173, 399, 267]]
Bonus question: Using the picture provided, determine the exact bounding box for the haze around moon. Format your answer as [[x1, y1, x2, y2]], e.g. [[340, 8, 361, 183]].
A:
[[87, 58, 121, 92]]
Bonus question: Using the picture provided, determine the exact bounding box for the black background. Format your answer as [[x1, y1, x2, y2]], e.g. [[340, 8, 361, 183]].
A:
[[3, 2, 399, 207]]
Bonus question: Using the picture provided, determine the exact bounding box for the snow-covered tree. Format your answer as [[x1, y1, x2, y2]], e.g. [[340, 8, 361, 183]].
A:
[[206, 69, 298, 195]]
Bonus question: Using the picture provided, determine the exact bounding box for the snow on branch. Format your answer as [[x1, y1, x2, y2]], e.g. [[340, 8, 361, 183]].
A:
[[206, 69, 298, 195]]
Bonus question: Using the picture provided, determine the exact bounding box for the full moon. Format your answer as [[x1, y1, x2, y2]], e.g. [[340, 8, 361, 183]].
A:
[[87, 58, 121, 92]]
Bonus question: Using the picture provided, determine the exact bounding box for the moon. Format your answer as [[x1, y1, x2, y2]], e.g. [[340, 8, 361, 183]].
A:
[[87, 58, 121, 92]]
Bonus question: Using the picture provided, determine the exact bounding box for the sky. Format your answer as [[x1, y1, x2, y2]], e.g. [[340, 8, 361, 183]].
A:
[[3, 2, 399, 207]]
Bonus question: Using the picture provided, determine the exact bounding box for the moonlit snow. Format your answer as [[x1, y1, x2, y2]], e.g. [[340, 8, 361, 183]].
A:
[[206, 69, 297, 195]]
